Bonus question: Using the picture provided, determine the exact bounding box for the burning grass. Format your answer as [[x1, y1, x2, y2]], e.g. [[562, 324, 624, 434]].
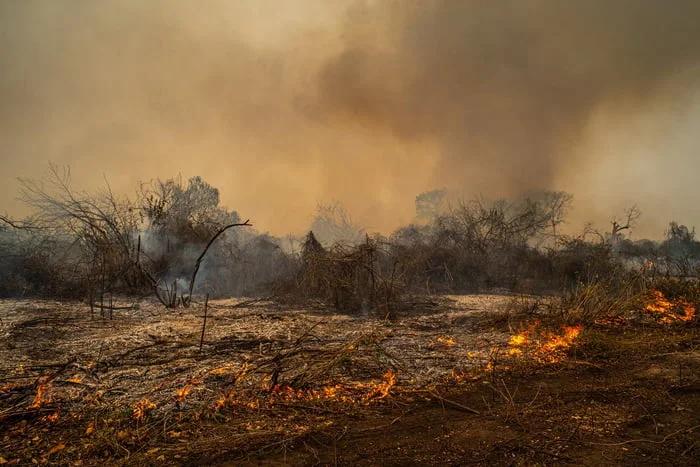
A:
[[214, 370, 398, 412], [0, 294, 697, 465], [645, 289, 696, 323], [506, 321, 583, 363]]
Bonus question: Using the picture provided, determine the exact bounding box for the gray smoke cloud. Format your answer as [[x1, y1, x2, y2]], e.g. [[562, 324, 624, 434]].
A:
[[2, 1, 700, 237], [309, 0, 700, 197]]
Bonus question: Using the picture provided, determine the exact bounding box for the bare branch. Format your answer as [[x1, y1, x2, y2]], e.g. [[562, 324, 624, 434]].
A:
[[184, 220, 253, 304]]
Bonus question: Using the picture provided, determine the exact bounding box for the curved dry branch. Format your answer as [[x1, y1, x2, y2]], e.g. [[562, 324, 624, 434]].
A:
[[184, 220, 252, 304]]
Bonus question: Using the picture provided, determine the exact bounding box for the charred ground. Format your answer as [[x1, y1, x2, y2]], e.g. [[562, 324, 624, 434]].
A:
[[0, 291, 698, 466]]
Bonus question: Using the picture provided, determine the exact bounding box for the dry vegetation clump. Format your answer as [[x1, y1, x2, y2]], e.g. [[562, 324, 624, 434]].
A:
[[274, 232, 410, 318]]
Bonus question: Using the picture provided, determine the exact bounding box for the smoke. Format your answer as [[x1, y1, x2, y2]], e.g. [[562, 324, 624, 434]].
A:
[[309, 1, 700, 212], [2, 1, 700, 238]]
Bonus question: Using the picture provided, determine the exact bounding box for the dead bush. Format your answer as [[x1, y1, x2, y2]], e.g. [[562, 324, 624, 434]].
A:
[[275, 232, 406, 318]]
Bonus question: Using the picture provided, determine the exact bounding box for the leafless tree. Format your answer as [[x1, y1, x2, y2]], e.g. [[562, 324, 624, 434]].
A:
[[17, 164, 143, 302], [310, 201, 364, 245], [609, 205, 641, 245]]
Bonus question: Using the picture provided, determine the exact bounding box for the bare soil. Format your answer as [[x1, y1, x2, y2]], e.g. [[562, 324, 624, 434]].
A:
[[0, 295, 698, 466]]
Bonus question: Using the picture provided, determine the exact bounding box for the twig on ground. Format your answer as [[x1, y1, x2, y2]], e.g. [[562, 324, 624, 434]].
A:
[[428, 389, 481, 414], [588, 424, 700, 446]]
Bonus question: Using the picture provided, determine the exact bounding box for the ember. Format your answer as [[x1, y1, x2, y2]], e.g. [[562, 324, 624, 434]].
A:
[[176, 385, 193, 402], [28, 381, 50, 409], [132, 398, 157, 421], [363, 370, 396, 400], [437, 336, 456, 346], [218, 370, 397, 411], [41, 412, 59, 423]]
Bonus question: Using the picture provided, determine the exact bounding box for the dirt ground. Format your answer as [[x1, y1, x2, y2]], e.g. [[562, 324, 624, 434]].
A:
[[0, 295, 698, 466]]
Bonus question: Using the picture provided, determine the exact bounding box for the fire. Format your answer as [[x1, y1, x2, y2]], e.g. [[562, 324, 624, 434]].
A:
[[363, 370, 396, 400], [645, 290, 696, 323], [29, 381, 51, 409], [208, 366, 233, 376], [593, 315, 627, 327], [41, 412, 59, 423], [213, 397, 226, 411], [175, 385, 193, 402], [437, 336, 456, 346], [507, 321, 538, 356], [509, 334, 529, 346], [507, 321, 583, 364], [540, 325, 583, 355], [450, 369, 475, 382], [217, 370, 397, 411], [132, 398, 157, 421]]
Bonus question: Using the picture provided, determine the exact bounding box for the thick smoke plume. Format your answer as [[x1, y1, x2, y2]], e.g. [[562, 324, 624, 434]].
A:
[[2, 1, 700, 237], [312, 0, 700, 191]]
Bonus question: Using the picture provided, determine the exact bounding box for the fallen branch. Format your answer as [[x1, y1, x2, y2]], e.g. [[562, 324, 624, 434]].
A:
[[428, 389, 481, 414], [588, 424, 700, 446]]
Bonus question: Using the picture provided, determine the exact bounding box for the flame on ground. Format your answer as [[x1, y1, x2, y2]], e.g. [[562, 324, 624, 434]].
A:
[[175, 385, 193, 402], [215, 370, 397, 411], [593, 315, 628, 327], [41, 412, 59, 423], [208, 366, 233, 376], [645, 290, 696, 323], [29, 381, 51, 409], [437, 336, 456, 346], [363, 370, 396, 400], [507, 321, 583, 364], [132, 398, 157, 421]]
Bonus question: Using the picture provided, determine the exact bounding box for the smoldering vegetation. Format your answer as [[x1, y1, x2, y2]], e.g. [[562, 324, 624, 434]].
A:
[[0, 167, 295, 302], [2, 168, 700, 313]]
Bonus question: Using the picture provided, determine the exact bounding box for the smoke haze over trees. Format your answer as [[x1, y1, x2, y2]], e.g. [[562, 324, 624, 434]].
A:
[[2, 1, 700, 238], [3, 169, 700, 302]]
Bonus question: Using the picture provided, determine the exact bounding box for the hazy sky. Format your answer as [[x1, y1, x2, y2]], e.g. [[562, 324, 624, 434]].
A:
[[2, 0, 700, 238]]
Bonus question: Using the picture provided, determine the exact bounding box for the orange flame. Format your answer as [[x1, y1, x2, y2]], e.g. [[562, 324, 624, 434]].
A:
[[645, 290, 696, 323], [213, 396, 226, 411], [437, 336, 456, 346], [363, 370, 396, 401], [132, 398, 156, 421], [507, 321, 583, 364], [450, 369, 476, 382], [29, 381, 50, 409], [41, 412, 59, 423], [176, 385, 193, 402], [208, 366, 232, 376], [0, 383, 14, 392], [217, 370, 397, 411]]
